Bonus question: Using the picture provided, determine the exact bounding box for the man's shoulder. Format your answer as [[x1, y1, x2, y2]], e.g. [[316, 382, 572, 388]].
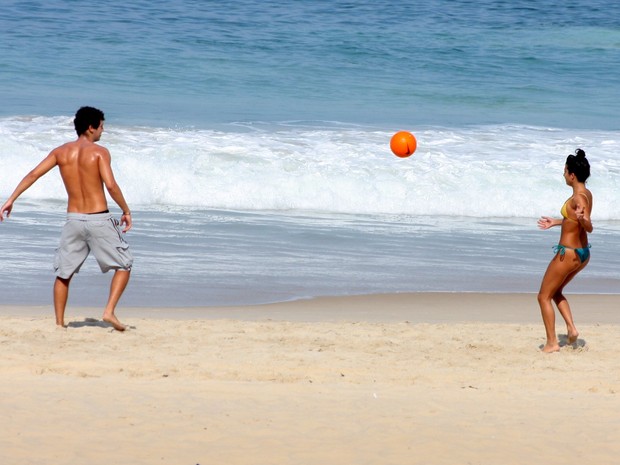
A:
[[51, 140, 110, 165], [52, 140, 75, 151], [91, 143, 111, 159], [49, 141, 75, 159], [56, 139, 109, 154]]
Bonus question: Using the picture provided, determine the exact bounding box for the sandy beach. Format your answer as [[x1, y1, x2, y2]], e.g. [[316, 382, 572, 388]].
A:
[[1, 292, 619, 465]]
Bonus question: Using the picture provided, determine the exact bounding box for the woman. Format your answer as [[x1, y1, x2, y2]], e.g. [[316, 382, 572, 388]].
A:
[[537, 149, 593, 353]]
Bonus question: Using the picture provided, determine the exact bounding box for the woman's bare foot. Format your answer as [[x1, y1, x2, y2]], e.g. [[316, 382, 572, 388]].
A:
[[102, 313, 127, 331], [542, 342, 560, 353], [567, 329, 579, 344]]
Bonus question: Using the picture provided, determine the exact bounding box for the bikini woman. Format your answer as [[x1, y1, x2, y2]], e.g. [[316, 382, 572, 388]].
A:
[[537, 149, 593, 353]]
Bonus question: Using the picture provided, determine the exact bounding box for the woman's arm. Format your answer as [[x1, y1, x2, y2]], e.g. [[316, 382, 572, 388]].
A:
[[537, 216, 562, 230], [574, 197, 593, 233]]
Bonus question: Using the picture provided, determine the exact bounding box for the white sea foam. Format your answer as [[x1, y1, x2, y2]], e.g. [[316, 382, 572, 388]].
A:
[[1, 117, 619, 219]]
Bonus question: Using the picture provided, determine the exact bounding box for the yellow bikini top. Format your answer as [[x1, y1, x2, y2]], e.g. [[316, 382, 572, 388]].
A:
[[560, 200, 571, 219], [561, 192, 589, 222]]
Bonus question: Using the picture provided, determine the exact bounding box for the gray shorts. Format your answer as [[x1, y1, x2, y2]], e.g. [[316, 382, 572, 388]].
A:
[[54, 212, 133, 279]]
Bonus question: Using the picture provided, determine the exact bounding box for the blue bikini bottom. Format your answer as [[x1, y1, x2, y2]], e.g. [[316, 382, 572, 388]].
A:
[[553, 244, 591, 263]]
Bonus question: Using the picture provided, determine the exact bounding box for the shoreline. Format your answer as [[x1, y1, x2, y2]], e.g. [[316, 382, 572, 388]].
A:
[[2, 291, 619, 324]]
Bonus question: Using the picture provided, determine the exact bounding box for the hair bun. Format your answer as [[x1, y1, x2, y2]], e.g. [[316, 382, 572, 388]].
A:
[[575, 148, 586, 159]]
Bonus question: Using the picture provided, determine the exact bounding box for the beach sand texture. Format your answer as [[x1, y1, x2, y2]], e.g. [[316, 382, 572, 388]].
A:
[[1, 293, 619, 465]]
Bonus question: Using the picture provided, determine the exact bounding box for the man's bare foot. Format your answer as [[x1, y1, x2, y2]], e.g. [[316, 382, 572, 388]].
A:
[[542, 342, 560, 353], [102, 313, 127, 331], [567, 329, 579, 345]]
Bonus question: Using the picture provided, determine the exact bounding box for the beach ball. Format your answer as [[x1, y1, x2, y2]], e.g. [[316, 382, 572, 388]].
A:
[[390, 131, 417, 158]]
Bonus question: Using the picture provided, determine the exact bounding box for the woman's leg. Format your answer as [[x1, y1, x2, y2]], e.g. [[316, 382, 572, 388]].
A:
[[537, 252, 581, 352], [554, 256, 589, 343]]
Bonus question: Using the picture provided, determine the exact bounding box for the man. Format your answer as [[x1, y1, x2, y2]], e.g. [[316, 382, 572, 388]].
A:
[[1, 106, 133, 331]]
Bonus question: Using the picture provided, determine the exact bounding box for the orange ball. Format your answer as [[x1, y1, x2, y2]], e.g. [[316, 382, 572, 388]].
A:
[[390, 131, 417, 158]]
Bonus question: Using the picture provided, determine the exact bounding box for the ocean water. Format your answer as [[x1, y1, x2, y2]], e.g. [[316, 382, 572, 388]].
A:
[[1, 0, 619, 307]]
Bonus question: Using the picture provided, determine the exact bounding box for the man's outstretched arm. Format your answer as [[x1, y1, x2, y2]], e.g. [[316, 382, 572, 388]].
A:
[[1, 153, 58, 221]]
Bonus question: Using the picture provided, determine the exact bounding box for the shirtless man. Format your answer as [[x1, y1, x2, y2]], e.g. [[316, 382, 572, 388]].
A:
[[1, 107, 133, 331]]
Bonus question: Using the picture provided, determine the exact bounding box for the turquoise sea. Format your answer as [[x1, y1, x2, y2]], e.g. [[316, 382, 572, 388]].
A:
[[1, 0, 619, 306]]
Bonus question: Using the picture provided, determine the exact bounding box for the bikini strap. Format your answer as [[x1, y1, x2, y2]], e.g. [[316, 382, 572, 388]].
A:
[[552, 244, 566, 256], [553, 243, 592, 255], [576, 192, 590, 205], [553, 244, 564, 255]]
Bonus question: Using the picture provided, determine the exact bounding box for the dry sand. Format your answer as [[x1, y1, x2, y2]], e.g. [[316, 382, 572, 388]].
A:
[[1, 293, 619, 465]]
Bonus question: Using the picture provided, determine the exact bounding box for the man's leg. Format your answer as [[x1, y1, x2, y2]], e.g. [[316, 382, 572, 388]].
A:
[[54, 276, 72, 327], [102, 270, 130, 331]]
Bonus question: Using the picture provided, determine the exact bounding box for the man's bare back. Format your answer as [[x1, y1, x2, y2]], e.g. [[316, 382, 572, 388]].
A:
[[56, 137, 111, 214]]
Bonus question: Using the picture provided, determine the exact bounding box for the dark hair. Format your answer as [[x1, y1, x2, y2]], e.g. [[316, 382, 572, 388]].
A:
[[74, 106, 105, 136], [566, 148, 590, 183]]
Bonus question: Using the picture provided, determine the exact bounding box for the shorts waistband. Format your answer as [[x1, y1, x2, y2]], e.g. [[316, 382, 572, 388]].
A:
[[66, 212, 113, 221]]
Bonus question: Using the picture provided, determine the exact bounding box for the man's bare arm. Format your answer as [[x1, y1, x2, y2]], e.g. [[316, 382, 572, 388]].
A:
[[0, 152, 58, 221], [98, 148, 132, 232]]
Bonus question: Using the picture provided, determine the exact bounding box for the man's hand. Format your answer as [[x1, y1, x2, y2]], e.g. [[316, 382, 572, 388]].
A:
[[0, 200, 13, 221], [120, 212, 132, 232]]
